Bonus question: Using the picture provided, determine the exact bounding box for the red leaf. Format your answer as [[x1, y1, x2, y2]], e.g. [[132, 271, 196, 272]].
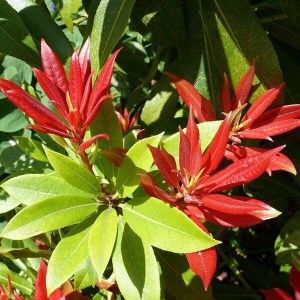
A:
[[14, 292, 26, 300], [69, 50, 83, 110], [201, 116, 230, 176], [179, 127, 191, 181], [79, 38, 91, 84], [41, 39, 68, 94], [148, 145, 180, 189], [186, 110, 202, 176], [252, 104, 300, 127], [261, 288, 293, 300], [201, 146, 284, 193], [221, 73, 231, 113], [242, 84, 284, 128], [80, 73, 92, 117], [88, 48, 121, 115], [238, 129, 272, 141], [225, 145, 296, 175], [252, 119, 300, 137], [79, 134, 110, 152], [100, 148, 126, 167], [291, 266, 300, 300], [164, 72, 216, 122], [35, 259, 48, 300], [231, 63, 255, 109], [33, 68, 68, 117], [26, 124, 71, 139]]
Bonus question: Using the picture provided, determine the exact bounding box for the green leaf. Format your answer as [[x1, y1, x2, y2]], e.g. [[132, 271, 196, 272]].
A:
[[14, 136, 48, 162], [89, 208, 118, 279], [141, 77, 178, 127], [0, 0, 39, 66], [1, 174, 95, 206], [90, 0, 136, 73], [280, 0, 300, 31], [123, 197, 219, 253], [116, 133, 162, 197], [0, 262, 33, 295], [1, 195, 98, 240], [7, 0, 73, 63], [44, 146, 101, 194], [0, 246, 51, 259], [156, 250, 213, 300], [112, 218, 161, 300], [0, 188, 20, 213], [90, 100, 123, 149], [47, 217, 95, 294], [163, 121, 222, 161], [60, 0, 82, 32], [74, 257, 98, 290]]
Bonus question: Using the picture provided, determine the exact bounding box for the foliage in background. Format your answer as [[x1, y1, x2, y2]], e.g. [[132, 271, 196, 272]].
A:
[[0, 0, 300, 299]]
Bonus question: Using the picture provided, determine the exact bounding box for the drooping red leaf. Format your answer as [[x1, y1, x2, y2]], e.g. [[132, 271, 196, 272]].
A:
[[201, 116, 230, 176], [69, 50, 83, 111], [32, 68, 68, 117], [251, 119, 300, 137], [261, 288, 293, 300], [26, 124, 71, 139], [231, 63, 255, 109], [88, 48, 121, 115], [79, 133, 110, 152], [225, 145, 296, 175], [186, 110, 202, 176], [41, 39, 68, 94], [291, 266, 300, 300], [201, 146, 284, 193], [164, 72, 216, 122], [221, 73, 231, 113], [241, 84, 284, 128], [252, 104, 300, 127], [100, 148, 126, 167], [148, 145, 180, 189], [35, 259, 48, 300]]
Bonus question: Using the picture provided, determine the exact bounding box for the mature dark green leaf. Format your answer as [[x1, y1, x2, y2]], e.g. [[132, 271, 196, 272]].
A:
[[0, 0, 39, 66], [47, 217, 95, 294], [89, 208, 118, 279], [123, 197, 219, 253], [131, 0, 186, 47], [1, 195, 98, 239], [156, 250, 213, 300], [1, 174, 95, 205], [7, 0, 73, 63], [91, 0, 136, 74], [0, 261, 33, 295], [44, 146, 101, 194], [280, 0, 300, 30], [60, 0, 82, 32], [116, 133, 162, 197], [141, 77, 178, 127], [112, 218, 161, 300]]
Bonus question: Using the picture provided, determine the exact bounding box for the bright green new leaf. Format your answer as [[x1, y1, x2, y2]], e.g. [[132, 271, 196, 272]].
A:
[[116, 133, 163, 198], [1, 195, 98, 240], [47, 217, 94, 294], [0, 262, 33, 295], [60, 0, 82, 32], [1, 174, 95, 206], [163, 121, 222, 161], [123, 197, 219, 253], [112, 218, 161, 300], [91, 0, 136, 73], [44, 146, 101, 195], [14, 136, 48, 162], [89, 208, 118, 279], [0, 188, 20, 213], [74, 257, 98, 290]]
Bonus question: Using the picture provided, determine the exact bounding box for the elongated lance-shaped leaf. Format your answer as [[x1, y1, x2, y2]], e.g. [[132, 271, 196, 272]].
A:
[[43, 146, 101, 194], [201, 146, 284, 193], [116, 133, 163, 198], [231, 63, 256, 109], [90, 0, 135, 74], [221, 73, 231, 113], [112, 217, 161, 300], [89, 208, 118, 279], [123, 197, 219, 253], [0, 195, 98, 240], [47, 217, 95, 294], [261, 288, 293, 300]]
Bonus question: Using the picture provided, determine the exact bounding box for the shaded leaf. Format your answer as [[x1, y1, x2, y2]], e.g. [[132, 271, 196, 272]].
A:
[[60, 0, 82, 32]]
